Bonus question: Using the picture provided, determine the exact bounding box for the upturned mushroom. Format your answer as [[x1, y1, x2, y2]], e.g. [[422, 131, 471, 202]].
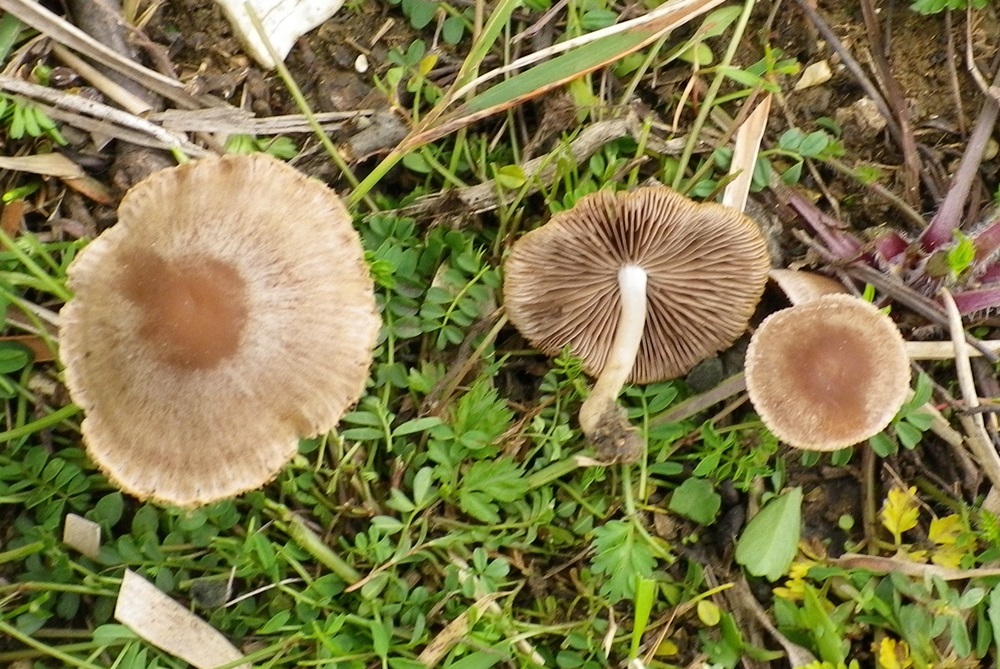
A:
[[60, 153, 380, 507], [744, 294, 911, 451], [503, 186, 770, 461]]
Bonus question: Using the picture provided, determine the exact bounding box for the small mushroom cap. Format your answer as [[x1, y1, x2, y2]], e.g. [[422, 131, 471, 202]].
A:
[[60, 154, 380, 507], [503, 187, 771, 383], [768, 268, 848, 305], [745, 294, 911, 451]]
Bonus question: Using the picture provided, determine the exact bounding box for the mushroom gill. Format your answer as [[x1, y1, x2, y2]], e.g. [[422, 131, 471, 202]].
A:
[[503, 186, 770, 461]]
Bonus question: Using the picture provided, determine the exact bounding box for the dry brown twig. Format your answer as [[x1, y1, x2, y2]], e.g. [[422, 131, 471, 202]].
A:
[[858, 0, 923, 206], [791, 0, 942, 200], [0, 76, 210, 157], [51, 44, 152, 116], [400, 114, 684, 216], [151, 109, 372, 135]]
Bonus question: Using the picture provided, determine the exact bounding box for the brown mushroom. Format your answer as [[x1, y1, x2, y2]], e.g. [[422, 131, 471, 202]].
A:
[[744, 294, 910, 451], [60, 153, 380, 507], [503, 186, 770, 460], [768, 268, 848, 305]]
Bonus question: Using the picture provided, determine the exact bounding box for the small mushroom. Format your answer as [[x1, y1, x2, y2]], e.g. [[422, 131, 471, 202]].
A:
[[768, 268, 847, 305], [503, 186, 770, 460], [60, 154, 380, 507], [744, 294, 910, 451]]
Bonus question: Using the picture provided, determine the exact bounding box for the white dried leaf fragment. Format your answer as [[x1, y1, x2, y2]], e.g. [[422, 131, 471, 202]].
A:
[[115, 570, 249, 669], [63, 513, 101, 559], [794, 60, 832, 91], [722, 96, 770, 212], [214, 0, 345, 68]]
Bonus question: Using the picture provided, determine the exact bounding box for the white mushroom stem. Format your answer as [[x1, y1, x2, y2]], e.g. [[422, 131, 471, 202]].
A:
[[580, 264, 648, 437]]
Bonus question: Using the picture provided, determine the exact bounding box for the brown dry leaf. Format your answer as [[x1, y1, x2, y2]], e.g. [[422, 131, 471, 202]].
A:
[[794, 60, 832, 91], [0, 154, 113, 204], [63, 175, 115, 205], [0, 335, 56, 362], [0, 154, 86, 179], [1, 199, 25, 236], [418, 596, 497, 667], [115, 570, 249, 669], [62, 513, 101, 559]]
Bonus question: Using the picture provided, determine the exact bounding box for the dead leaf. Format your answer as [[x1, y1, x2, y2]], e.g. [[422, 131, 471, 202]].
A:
[[214, 0, 346, 69], [115, 570, 249, 669], [63, 513, 101, 559], [722, 96, 771, 212]]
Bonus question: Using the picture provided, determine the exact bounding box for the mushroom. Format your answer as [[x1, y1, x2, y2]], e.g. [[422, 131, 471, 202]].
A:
[[503, 186, 771, 461], [768, 268, 847, 305], [59, 153, 380, 507], [744, 294, 910, 451]]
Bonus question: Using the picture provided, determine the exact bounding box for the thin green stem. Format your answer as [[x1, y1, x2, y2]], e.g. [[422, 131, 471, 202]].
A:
[[0, 580, 118, 597], [169, 146, 190, 164], [265, 500, 361, 584], [0, 403, 80, 443], [525, 454, 588, 490], [0, 540, 44, 564], [672, 0, 756, 191], [420, 146, 468, 188], [0, 621, 109, 669], [351, 0, 520, 207], [0, 228, 72, 302], [621, 465, 637, 516], [243, 4, 374, 213]]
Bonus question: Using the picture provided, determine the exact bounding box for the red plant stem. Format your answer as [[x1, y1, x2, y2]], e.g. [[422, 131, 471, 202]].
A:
[[919, 64, 1000, 251], [972, 211, 1000, 263], [952, 287, 1000, 315], [770, 181, 862, 260]]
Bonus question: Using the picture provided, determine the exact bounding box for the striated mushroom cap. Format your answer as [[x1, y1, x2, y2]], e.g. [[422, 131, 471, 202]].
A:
[[745, 294, 910, 451], [60, 153, 380, 507], [503, 186, 771, 383]]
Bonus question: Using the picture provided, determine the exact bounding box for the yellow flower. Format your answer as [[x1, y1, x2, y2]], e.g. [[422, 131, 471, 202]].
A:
[[929, 514, 962, 546], [931, 545, 964, 569], [881, 486, 920, 545], [876, 637, 913, 669], [773, 559, 815, 601]]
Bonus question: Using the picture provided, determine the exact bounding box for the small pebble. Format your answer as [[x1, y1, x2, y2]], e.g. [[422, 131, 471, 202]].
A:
[[354, 54, 369, 73]]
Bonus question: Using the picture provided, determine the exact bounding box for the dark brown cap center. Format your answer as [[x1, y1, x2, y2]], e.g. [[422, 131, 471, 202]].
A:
[[121, 249, 248, 369], [787, 324, 870, 429]]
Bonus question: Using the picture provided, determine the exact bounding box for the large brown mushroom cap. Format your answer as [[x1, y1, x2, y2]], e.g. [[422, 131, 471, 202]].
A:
[[503, 186, 771, 383], [744, 294, 911, 451], [60, 154, 380, 507]]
